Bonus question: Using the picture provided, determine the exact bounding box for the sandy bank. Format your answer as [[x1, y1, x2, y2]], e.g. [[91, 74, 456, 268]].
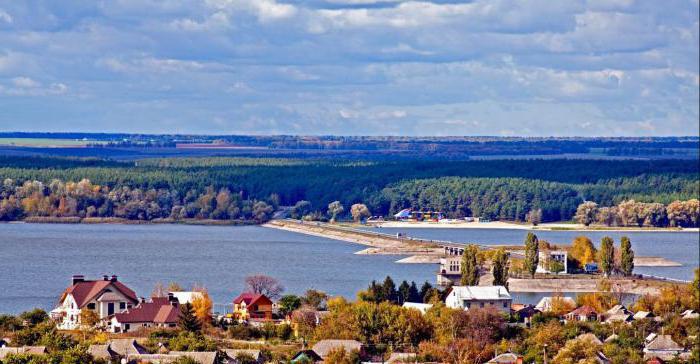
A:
[[374, 221, 697, 232]]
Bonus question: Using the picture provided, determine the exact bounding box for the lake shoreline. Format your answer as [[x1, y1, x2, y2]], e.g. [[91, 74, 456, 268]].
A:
[[370, 221, 699, 232]]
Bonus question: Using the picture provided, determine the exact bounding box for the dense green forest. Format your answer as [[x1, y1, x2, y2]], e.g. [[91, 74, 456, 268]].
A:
[[0, 156, 697, 222]]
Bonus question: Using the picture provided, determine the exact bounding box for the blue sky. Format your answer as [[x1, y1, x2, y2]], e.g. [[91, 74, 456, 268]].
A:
[[0, 0, 698, 136]]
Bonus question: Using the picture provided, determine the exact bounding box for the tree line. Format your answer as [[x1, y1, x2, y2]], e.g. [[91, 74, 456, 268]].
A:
[[575, 199, 700, 227], [0, 156, 696, 223]]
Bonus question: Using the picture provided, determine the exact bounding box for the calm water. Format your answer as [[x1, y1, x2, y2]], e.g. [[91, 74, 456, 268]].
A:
[[0, 223, 435, 314], [363, 226, 700, 281], [1, 224, 697, 314]]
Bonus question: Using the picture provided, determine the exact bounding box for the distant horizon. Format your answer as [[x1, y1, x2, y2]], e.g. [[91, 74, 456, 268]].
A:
[[1, 131, 699, 139]]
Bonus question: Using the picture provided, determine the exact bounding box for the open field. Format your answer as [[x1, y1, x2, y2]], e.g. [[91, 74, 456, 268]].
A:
[[0, 138, 105, 147]]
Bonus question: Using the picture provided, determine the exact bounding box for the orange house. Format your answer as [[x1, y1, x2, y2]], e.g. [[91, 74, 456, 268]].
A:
[[232, 293, 273, 320]]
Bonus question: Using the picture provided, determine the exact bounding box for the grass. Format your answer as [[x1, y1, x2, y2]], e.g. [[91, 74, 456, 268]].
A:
[[0, 138, 106, 147]]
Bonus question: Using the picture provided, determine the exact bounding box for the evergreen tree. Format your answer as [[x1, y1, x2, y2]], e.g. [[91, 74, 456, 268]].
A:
[[491, 248, 509, 287], [460, 244, 480, 286], [397, 281, 410, 304], [620, 236, 634, 276], [382, 276, 397, 303], [419, 281, 433, 303], [524, 233, 539, 278], [600, 236, 615, 277], [408, 281, 420, 303], [178, 303, 201, 332]]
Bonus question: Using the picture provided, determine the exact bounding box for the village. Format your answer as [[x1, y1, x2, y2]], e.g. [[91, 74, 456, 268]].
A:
[[0, 264, 698, 364]]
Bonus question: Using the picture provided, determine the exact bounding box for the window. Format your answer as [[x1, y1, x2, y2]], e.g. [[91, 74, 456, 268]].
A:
[[480, 303, 484, 308], [87, 303, 96, 310], [125, 324, 130, 331], [108, 303, 114, 315], [465, 302, 471, 308], [119, 302, 126, 310], [503, 302, 508, 308]]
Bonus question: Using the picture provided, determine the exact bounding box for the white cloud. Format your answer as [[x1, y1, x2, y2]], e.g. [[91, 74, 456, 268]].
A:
[[0, 9, 12, 24], [12, 77, 39, 88], [206, 0, 297, 22]]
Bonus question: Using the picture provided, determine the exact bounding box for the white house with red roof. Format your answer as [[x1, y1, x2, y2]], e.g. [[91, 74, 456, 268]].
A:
[[50, 275, 139, 330], [108, 294, 180, 333], [232, 293, 273, 321]]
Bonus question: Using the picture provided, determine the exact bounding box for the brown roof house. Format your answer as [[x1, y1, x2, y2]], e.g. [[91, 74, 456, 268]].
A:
[[233, 293, 273, 321], [643, 335, 689, 361], [564, 305, 599, 322], [50, 275, 139, 330], [292, 339, 364, 363], [87, 339, 149, 361], [108, 294, 180, 333]]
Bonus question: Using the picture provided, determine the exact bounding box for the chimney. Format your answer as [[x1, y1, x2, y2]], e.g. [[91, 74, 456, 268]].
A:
[[72, 275, 85, 285], [103, 275, 109, 281], [110, 275, 118, 282]]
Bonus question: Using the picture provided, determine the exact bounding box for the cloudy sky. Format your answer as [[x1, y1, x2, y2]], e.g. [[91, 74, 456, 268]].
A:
[[0, 0, 698, 136]]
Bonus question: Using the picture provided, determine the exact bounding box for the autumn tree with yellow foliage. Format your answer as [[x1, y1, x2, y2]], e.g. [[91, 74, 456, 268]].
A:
[[569, 236, 597, 270], [191, 286, 213, 328]]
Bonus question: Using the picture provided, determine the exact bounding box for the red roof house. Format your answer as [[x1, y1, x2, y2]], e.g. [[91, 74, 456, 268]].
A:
[[233, 293, 273, 320], [109, 295, 180, 333], [51, 275, 139, 330], [564, 305, 599, 322]]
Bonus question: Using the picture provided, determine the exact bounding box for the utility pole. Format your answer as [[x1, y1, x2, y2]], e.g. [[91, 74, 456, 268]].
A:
[[543, 343, 548, 364]]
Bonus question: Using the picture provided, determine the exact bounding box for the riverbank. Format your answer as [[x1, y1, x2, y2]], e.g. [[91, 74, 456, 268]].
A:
[[16, 216, 256, 226], [372, 220, 698, 232]]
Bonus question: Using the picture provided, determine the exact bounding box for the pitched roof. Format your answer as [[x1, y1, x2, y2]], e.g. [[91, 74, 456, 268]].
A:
[[63, 279, 138, 308], [450, 286, 512, 300], [605, 305, 631, 316], [87, 344, 116, 360], [634, 311, 654, 320], [105, 339, 148, 356], [487, 352, 522, 363], [292, 349, 323, 363], [534, 296, 576, 311], [113, 298, 179, 324], [576, 333, 603, 346], [645, 335, 683, 351], [223, 349, 262, 361], [567, 305, 598, 317], [312, 339, 363, 358], [233, 292, 271, 306]]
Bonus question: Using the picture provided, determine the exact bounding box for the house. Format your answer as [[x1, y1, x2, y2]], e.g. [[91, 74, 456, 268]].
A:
[[511, 304, 540, 325], [681, 309, 699, 319], [233, 293, 273, 320], [87, 339, 148, 361], [0, 346, 47, 360], [169, 291, 204, 305], [645, 357, 666, 364], [312, 339, 364, 360], [445, 286, 512, 312], [534, 296, 576, 313], [643, 335, 689, 361], [436, 246, 465, 286], [603, 305, 633, 324], [402, 302, 433, 314], [109, 294, 180, 333], [486, 352, 523, 364], [50, 275, 139, 330], [291, 350, 323, 363], [124, 351, 218, 364], [564, 305, 599, 322], [536, 250, 568, 274], [223, 349, 264, 364], [634, 311, 655, 320]]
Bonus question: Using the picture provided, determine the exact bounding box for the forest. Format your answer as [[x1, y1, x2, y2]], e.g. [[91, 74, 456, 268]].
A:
[[0, 156, 697, 223]]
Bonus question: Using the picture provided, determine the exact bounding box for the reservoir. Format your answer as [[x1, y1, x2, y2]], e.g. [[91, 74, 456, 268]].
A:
[[1, 223, 697, 314]]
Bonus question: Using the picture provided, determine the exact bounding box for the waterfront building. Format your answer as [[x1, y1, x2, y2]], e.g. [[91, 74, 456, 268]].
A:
[[445, 286, 512, 312], [50, 275, 138, 330], [536, 250, 568, 274], [232, 293, 273, 321], [108, 294, 180, 333], [436, 245, 466, 286], [534, 296, 576, 312], [564, 305, 599, 322]]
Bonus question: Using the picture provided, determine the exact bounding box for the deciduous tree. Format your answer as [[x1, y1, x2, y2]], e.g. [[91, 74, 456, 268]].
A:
[[524, 233, 539, 278], [599, 236, 615, 277], [245, 275, 284, 299], [461, 244, 480, 286]]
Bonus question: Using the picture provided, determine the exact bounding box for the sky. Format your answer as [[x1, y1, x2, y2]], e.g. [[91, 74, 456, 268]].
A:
[[0, 0, 698, 136]]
